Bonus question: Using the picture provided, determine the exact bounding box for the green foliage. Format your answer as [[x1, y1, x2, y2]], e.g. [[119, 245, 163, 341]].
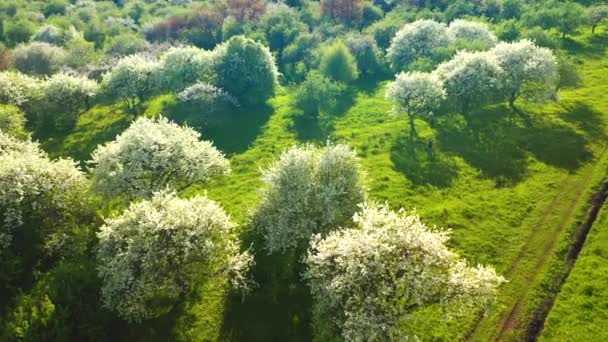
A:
[[214, 35, 278, 106], [494, 19, 522, 42], [13, 42, 66, 76], [4, 20, 36, 47], [42, 0, 68, 17], [319, 40, 359, 83], [0, 104, 27, 139], [294, 71, 345, 118]]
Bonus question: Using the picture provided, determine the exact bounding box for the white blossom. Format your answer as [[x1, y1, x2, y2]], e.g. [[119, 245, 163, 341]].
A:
[[386, 20, 450, 71], [386, 71, 445, 136], [100, 54, 162, 110], [447, 20, 498, 48], [178, 82, 239, 108], [0, 132, 86, 252], [489, 39, 557, 106], [89, 116, 230, 200], [97, 191, 252, 322], [433, 50, 503, 114], [0, 71, 42, 109], [253, 144, 365, 254], [304, 203, 505, 341], [159, 46, 215, 92]]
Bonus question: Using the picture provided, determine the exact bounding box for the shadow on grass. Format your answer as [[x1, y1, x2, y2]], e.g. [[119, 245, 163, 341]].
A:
[[39, 106, 134, 163], [430, 104, 592, 185], [560, 101, 607, 140], [390, 134, 459, 188], [293, 86, 358, 143], [560, 34, 608, 58], [436, 110, 529, 184], [161, 99, 273, 155], [220, 230, 312, 342]]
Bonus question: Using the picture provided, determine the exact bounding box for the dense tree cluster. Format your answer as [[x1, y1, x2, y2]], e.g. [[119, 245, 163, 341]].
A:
[[0, 0, 593, 339]]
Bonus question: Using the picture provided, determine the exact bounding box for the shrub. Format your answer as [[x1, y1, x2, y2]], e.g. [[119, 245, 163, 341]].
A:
[[213, 35, 278, 106], [13, 42, 66, 76], [345, 34, 382, 76], [178, 82, 238, 109], [0, 71, 41, 109], [160, 46, 215, 92], [447, 20, 497, 49], [4, 20, 36, 47], [31, 25, 65, 46], [103, 33, 147, 57], [319, 40, 359, 83], [0, 105, 27, 139], [38, 73, 98, 131], [294, 71, 345, 118]]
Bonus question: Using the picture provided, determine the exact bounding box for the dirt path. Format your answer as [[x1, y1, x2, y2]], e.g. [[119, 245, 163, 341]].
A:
[[466, 145, 608, 342]]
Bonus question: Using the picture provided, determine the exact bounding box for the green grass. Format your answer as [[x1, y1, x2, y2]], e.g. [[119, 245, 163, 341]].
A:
[[30, 30, 608, 341], [538, 206, 608, 341]]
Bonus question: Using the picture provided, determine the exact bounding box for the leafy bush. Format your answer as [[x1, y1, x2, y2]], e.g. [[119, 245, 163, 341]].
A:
[[345, 34, 382, 76], [178, 82, 239, 109], [37, 73, 98, 131], [13, 42, 66, 76], [319, 40, 359, 83], [294, 71, 345, 118], [0, 104, 27, 139], [213, 35, 278, 106], [160, 46, 215, 92]]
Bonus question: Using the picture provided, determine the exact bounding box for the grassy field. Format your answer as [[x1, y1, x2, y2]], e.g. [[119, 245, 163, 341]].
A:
[[538, 201, 608, 341], [37, 30, 608, 341]]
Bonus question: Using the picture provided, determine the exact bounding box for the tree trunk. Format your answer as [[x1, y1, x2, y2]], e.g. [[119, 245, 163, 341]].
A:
[[592, 25, 596, 34]]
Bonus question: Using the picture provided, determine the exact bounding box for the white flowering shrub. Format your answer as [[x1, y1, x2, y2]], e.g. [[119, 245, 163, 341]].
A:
[[490, 40, 557, 108], [38, 73, 98, 130], [386, 20, 450, 72], [0, 132, 86, 253], [160, 46, 215, 92], [89, 116, 230, 200], [100, 54, 161, 111], [434, 51, 503, 115], [386, 72, 445, 137], [97, 191, 253, 322], [0, 71, 41, 109], [447, 20, 498, 49], [178, 82, 239, 108], [304, 203, 505, 341], [13, 42, 66, 76], [214, 35, 279, 106], [253, 144, 365, 254]]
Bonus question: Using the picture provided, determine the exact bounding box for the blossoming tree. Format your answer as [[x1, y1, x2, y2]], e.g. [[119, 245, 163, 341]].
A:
[[305, 203, 505, 341]]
